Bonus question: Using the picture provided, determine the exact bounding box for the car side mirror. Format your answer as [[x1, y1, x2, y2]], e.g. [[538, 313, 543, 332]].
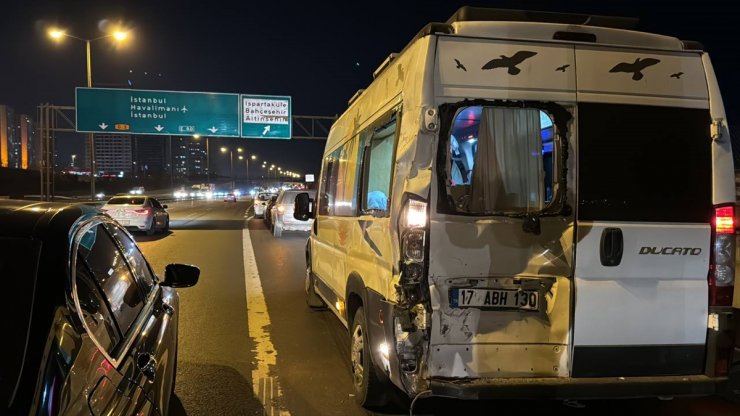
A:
[[162, 264, 200, 287], [162, 204, 168, 209], [293, 192, 314, 221]]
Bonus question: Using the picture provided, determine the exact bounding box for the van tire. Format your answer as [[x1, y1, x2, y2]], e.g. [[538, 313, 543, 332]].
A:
[[273, 223, 283, 238], [351, 307, 389, 408], [305, 266, 327, 309]]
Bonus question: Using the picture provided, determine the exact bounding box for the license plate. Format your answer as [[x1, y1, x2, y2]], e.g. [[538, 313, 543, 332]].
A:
[[451, 288, 539, 311]]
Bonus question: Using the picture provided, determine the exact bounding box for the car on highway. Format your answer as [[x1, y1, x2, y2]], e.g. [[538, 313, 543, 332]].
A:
[[224, 192, 237, 202], [253, 192, 277, 218], [129, 186, 146, 195], [270, 189, 316, 237], [0, 200, 199, 415], [102, 195, 170, 235]]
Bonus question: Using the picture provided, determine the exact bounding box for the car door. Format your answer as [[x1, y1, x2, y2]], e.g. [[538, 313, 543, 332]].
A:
[[74, 221, 173, 415], [107, 223, 178, 414], [74, 222, 156, 415]]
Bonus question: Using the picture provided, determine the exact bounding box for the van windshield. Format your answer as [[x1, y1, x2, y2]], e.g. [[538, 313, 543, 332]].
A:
[[442, 105, 556, 215], [578, 103, 712, 222]]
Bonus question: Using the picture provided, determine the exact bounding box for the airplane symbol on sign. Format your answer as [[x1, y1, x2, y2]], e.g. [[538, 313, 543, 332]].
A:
[[181, 106, 188, 113]]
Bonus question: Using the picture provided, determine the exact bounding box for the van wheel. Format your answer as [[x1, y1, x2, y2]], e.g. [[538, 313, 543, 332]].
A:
[[351, 307, 389, 407], [273, 222, 283, 238], [305, 265, 326, 309]]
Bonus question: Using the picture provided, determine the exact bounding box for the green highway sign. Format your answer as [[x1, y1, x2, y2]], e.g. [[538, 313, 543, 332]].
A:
[[76, 88, 240, 137], [241, 95, 292, 139]]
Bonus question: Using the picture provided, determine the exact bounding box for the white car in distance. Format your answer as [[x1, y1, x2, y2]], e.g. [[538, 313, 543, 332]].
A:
[[101, 195, 170, 235], [253, 192, 277, 218]]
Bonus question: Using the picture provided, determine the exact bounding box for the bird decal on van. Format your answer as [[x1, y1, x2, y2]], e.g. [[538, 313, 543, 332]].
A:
[[609, 57, 661, 81], [555, 64, 570, 72], [481, 51, 538, 75], [454, 58, 467, 72], [671, 72, 684, 79]]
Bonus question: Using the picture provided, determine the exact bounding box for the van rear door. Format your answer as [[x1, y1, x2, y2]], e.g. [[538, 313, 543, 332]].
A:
[[573, 101, 713, 377]]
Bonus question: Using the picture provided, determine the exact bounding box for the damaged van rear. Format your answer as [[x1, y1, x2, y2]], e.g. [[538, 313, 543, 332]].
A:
[[292, 7, 740, 407]]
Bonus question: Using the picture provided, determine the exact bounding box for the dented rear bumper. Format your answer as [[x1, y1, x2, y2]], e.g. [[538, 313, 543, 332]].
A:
[[430, 375, 726, 400]]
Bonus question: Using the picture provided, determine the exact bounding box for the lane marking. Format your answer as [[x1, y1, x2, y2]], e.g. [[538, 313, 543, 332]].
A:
[[243, 219, 290, 416]]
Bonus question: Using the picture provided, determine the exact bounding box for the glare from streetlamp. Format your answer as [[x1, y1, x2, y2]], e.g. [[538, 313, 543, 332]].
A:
[[193, 134, 201, 139], [270, 164, 275, 168], [220, 147, 227, 153], [49, 29, 65, 40], [113, 31, 127, 41], [251, 155, 257, 160], [237, 148, 243, 153], [238, 155, 244, 160]]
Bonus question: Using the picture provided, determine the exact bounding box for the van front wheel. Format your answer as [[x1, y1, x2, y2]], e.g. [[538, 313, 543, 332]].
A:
[[351, 307, 389, 408]]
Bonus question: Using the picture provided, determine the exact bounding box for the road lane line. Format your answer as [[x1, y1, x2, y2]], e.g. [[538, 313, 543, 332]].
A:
[[242, 223, 289, 416]]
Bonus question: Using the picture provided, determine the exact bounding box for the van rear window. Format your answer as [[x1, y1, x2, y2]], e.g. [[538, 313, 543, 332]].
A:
[[578, 103, 712, 223]]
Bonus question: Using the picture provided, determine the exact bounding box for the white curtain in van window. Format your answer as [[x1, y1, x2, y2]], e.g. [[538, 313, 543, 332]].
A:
[[470, 107, 543, 212]]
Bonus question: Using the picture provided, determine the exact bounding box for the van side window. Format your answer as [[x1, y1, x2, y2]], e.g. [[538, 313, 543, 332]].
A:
[[447, 106, 554, 213], [319, 139, 359, 216], [359, 114, 397, 215]]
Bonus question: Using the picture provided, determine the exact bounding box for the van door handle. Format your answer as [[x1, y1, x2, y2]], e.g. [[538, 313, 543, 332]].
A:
[[600, 228, 624, 267]]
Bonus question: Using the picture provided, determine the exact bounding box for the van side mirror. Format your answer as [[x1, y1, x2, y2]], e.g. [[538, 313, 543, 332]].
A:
[[162, 264, 200, 287], [293, 192, 314, 221]]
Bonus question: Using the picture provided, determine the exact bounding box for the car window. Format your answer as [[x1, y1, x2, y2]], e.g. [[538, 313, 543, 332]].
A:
[[106, 224, 156, 295], [77, 224, 144, 336], [75, 256, 122, 352]]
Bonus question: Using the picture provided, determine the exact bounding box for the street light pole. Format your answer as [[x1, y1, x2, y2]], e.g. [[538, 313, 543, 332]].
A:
[[85, 40, 96, 199], [49, 28, 127, 200]]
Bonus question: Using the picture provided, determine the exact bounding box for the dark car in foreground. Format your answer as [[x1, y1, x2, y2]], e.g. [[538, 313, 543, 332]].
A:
[[1, 201, 199, 415]]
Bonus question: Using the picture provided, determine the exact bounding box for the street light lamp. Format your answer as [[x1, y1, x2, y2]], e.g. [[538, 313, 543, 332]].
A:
[[220, 146, 243, 189], [237, 154, 257, 185], [71, 154, 77, 168], [48, 26, 128, 201]]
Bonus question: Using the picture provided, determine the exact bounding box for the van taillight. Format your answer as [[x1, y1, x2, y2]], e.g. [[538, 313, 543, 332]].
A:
[[709, 205, 735, 306], [715, 206, 735, 234]]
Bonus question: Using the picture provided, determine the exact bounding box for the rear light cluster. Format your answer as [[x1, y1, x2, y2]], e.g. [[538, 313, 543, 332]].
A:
[[400, 199, 428, 285], [709, 204, 735, 306], [131, 208, 151, 215], [276, 205, 285, 214]]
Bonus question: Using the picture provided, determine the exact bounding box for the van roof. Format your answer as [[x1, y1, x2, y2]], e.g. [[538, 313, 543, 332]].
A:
[[446, 7, 638, 30], [401, 7, 702, 54]]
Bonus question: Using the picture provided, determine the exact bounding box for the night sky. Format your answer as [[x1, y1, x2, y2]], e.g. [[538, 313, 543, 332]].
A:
[[2, 0, 739, 176]]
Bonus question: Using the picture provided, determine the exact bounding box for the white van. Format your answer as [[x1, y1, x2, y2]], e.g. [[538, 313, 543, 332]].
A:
[[293, 7, 739, 406]]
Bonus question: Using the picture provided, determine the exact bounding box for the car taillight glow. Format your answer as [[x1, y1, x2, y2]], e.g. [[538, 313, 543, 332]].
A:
[[277, 205, 285, 214], [709, 204, 735, 306], [132, 208, 150, 215]]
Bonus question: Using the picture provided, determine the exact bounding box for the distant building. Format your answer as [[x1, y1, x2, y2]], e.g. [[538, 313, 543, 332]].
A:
[[0, 105, 16, 168], [172, 137, 208, 178], [133, 135, 166, 177], [87, 133, 132, 176], [15, 114, 38, 170]]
